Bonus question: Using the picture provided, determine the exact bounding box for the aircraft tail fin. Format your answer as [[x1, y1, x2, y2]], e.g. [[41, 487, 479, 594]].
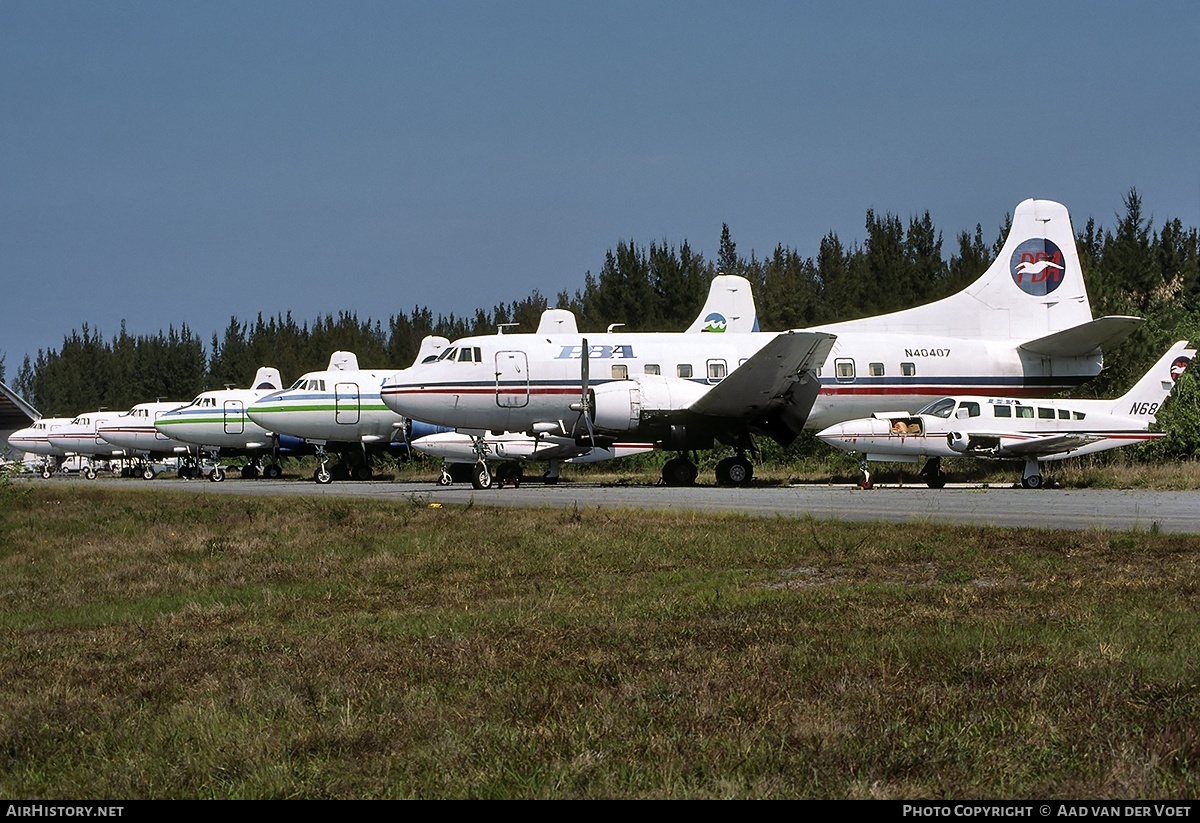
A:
[[412, 335, 451, 367], [251, 367, 283, 391], [1111, 341, 1194, 419], [816, 199, 1102, 341], [684, 274, 759, 333], [327, 351, 359, 371]]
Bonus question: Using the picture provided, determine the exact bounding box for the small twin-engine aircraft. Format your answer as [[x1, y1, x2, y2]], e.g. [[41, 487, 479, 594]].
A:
[[817, 341, 1193, 489], [410, 430, 656, 488], [152, 366, 314, 481], [245, 337, 450, 483], [381, 199, 1142, 487]]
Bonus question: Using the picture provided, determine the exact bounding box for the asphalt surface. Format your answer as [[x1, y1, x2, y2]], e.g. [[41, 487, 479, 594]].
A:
[[26, 474, 1200, 534]]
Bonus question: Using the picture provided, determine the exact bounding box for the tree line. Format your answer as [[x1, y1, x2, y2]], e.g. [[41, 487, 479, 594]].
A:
[[7, 189, 1198, 455]]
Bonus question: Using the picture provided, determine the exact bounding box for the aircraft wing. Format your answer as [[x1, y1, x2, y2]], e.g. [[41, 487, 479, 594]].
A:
[[1020, 316, 1142, 357], [960, 431, 1107, 457], [687, 331, 836, 442]]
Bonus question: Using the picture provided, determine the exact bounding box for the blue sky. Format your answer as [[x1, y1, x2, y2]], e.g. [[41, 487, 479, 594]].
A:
[[3, 1, 1198, 374]]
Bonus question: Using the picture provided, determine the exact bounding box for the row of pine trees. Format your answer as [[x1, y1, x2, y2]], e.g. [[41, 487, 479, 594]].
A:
[[4, 190, 1198, 455]]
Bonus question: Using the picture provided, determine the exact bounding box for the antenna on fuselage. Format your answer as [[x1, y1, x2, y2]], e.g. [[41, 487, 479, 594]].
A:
[[607, 323, 624, 333], [497, 323, 519, 335]]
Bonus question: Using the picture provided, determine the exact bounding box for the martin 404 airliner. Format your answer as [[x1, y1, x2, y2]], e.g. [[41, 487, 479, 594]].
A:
[[817, 341, 1193, 489], [408, 273, 762, 488], [381, 199, 1142, 487], [6, 417, 75, 477]]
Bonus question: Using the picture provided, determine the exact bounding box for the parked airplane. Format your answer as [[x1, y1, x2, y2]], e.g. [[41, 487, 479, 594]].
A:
[[409, 273, 764, 487], [152, 367, 313, 481], [381, 199, 1142, 487], [816, 341, 1193, 489], [96, 400, 193, 478], [245, 337, 450, 483], [47, 409, 131, 479], [6, 416, 75, 477], [410, 431, 657, 488]]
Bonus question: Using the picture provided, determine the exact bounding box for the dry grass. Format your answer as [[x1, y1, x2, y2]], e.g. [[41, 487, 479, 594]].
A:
[[1, 483, 1198, 798]]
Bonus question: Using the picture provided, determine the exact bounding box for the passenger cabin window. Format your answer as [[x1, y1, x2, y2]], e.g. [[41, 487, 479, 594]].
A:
[[1017, 406, 1034, 419], [644, 364, 660, 375], [1038, 408, 1055, 419], [1074, 412, 1086, 420], [834, 359, 855, 382], [869, 362, 884, 377], [677, 364, 693, 379], [901, 362, 916, 377], [707, 360, 727, 382], [611, 365, 628, 379], [993, 405, 1012, 418]]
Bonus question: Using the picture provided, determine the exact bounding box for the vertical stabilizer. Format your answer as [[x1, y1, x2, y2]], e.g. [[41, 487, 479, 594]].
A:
[[327, 351, 359, 371], [252, 367, 282, 391], [1111, 341, 1194, 420], [815, 199, 1094, 340], [684, 274, 760, 333]]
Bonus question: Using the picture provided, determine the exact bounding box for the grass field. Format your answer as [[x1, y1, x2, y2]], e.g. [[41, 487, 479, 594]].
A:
[[1, 481, 1198, 799]]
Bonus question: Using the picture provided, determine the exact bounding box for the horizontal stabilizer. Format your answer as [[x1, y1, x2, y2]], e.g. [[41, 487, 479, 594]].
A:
[[1019, 315, 1143, 357]]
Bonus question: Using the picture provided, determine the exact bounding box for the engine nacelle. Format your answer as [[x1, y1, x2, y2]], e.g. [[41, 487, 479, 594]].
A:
[[947, 431, 970, 453], [590, 375, 709, 433]]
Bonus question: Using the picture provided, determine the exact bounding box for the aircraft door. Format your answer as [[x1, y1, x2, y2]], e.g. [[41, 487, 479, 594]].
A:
[[335, 382, 361, 424], [223, 400, 245, 435], [495, 351, 530, 408]]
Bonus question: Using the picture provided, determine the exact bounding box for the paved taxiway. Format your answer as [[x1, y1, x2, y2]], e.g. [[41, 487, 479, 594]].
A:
[[35, 476, 1200, 534]]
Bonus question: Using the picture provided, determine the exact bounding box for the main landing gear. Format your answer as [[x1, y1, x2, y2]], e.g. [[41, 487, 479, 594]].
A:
[[919, 457, 946, 489], [1021, 459, 1043, 489]]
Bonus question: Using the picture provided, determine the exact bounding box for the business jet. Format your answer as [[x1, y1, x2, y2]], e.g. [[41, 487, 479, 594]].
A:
[[245, 337, 450, 483], [152, 367, 312, 481], [816, 341, 1193, 489], [96, 401, 195, 478], [6, 417, 75, 478], [381, 199, 1142, 487]]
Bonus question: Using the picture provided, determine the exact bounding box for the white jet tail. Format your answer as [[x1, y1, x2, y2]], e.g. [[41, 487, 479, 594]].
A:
[[684, 274, 760, 333], [1110, 341, 1194, 420], [817, 199, 1140, 353], [251, 367, 282, 391]]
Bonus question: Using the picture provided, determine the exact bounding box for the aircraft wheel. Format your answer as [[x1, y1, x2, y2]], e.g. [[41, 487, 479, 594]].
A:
[[353, 465, 372, 481], [314, 465, 332, 485], [471, 463, 493, 490], [1022, 474, 1043, 489], [209, 467, 225, 483], [240, 465, 259, 479], [541, 472, 558, 486], [142, 466, 155, 480], [661, 457, 697, 487], [41, 467, 52, 479], [263, 464, 282, 479], [926, 475, 946, 489], [84, 466, 97, 480], [717, 456, 753, 486], [437, 471, 453, 486]]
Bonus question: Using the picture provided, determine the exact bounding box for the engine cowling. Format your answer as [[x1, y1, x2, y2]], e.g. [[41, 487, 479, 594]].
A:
[[590, 375, 709, 433], [947, 431, 970, 452]]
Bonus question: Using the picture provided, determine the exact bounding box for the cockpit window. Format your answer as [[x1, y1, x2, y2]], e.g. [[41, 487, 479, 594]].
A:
[[437, 348, 457, 361], [916, 398, 957, 418]]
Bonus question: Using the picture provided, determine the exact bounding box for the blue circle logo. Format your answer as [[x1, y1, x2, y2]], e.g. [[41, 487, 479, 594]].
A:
[[1010, 238, 1066, 296], [703, 313, 727, 333]]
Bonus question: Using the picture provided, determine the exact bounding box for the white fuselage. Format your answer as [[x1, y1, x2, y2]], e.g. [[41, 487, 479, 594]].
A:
[[97, 402, 192, 457], [6, 417, 75, 458], [246, 369, 405, 445], [380, 329, 1099, 435], [48, 410, 131, 458], [155, 387, 280, 451], [817, 395, 1160, 463]]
